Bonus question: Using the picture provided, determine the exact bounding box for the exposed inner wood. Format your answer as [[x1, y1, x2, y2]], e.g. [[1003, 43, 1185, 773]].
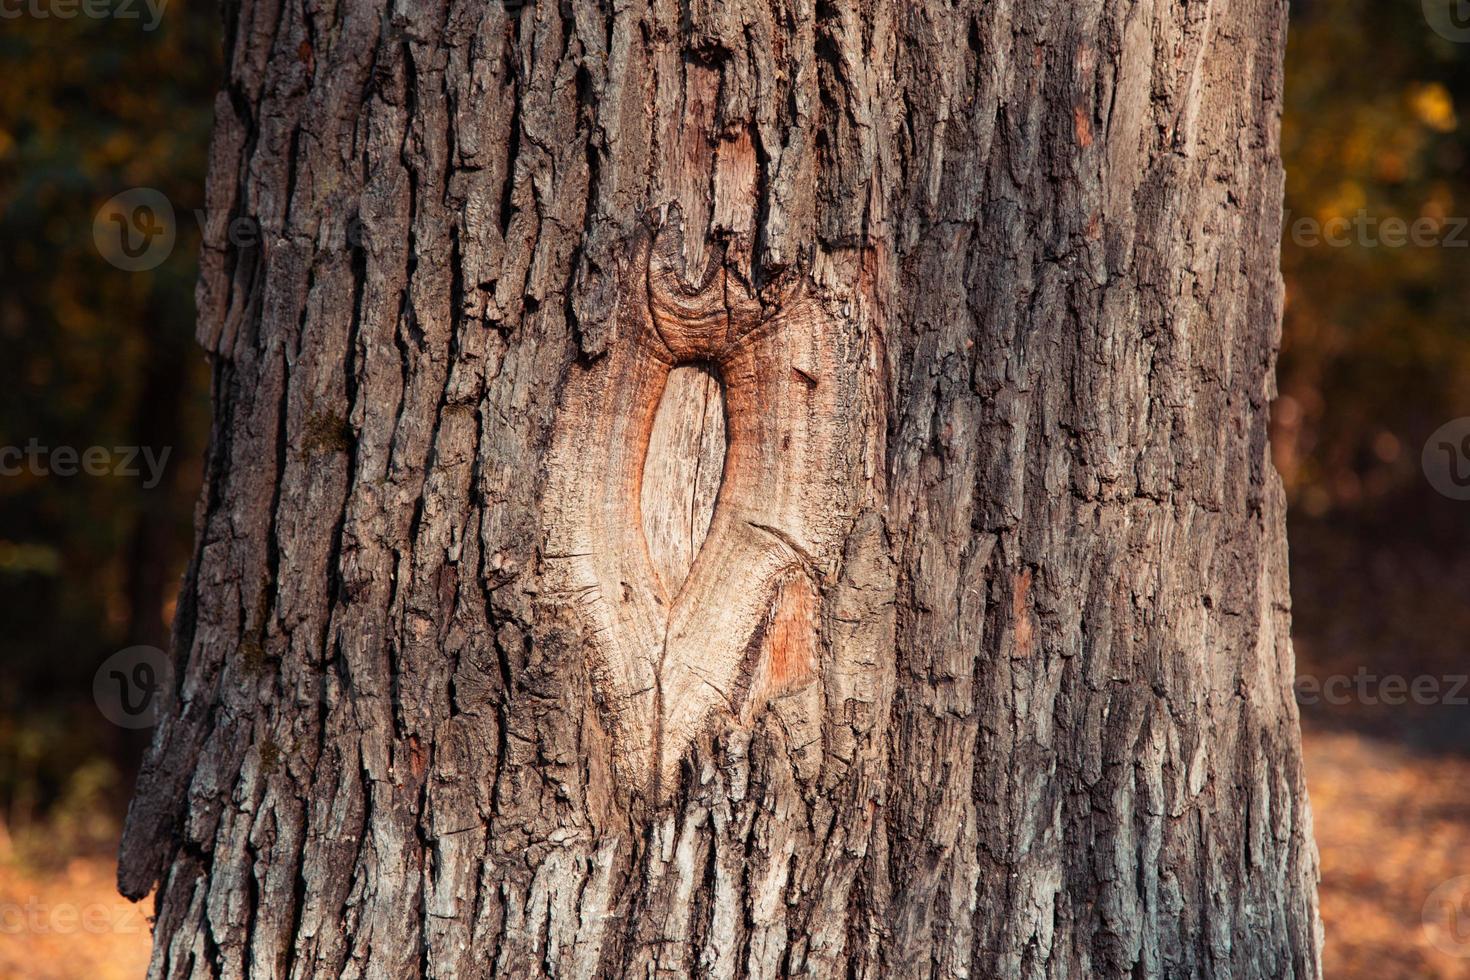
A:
[[541, 218, 855, 796], [743, 571, 819, 716], [640, 364, 726, 597]]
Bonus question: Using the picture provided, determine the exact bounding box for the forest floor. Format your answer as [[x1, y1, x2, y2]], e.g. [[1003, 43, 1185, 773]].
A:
[[0, 851, 150, 980], [1305, 727, 1470, 978]]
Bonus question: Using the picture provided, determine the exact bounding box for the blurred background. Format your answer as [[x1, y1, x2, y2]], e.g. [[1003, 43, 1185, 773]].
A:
[[1, 0, 1468, 976], [0, 3, 214, 976]]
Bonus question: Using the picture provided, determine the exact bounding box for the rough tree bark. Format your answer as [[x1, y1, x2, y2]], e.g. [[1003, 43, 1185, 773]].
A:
[[119, 0, 1321, 976]]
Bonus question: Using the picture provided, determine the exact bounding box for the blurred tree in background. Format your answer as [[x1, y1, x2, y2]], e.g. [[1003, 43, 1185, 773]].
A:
[[1280, 0, 1470, 747], [0, 3, 217, 859], [1281, 0, 1470, 508]]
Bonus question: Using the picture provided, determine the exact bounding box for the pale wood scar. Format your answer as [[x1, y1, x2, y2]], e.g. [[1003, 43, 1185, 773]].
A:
[[540, 217, 857, 797]]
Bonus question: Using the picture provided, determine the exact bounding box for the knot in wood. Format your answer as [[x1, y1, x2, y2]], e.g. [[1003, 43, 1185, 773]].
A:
[[540, 218, 858, 800], [644, 227, 766, 363]]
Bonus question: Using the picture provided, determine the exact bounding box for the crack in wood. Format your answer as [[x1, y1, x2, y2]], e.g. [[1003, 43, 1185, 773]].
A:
[[641, 363, 724, 598]]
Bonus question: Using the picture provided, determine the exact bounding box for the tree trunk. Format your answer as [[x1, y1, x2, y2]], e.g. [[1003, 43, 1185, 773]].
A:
[[120, 0, 1321, 976]]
